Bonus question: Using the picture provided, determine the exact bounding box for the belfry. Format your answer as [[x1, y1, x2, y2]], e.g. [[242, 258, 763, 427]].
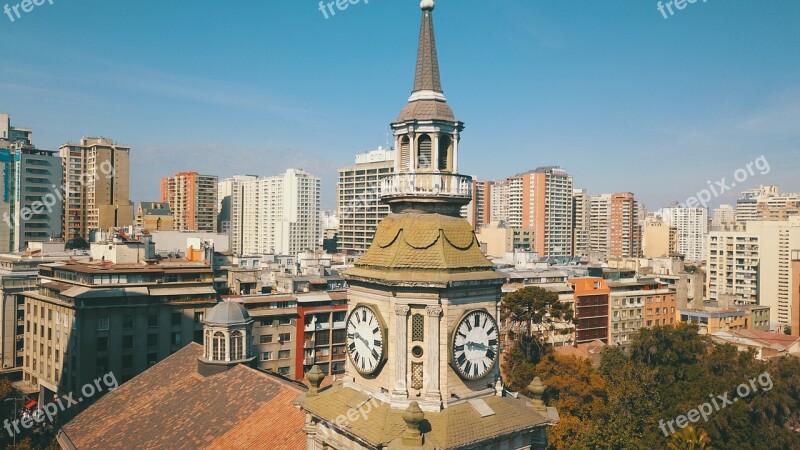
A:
[[302, 1, 558, 448]]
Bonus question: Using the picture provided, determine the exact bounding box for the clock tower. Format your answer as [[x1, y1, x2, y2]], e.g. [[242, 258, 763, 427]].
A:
[[303, 1, 556, 448]]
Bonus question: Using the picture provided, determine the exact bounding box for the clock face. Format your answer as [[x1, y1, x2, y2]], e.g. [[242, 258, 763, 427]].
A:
[[346, 305, 386, 376], [452, 310, 499, 380]]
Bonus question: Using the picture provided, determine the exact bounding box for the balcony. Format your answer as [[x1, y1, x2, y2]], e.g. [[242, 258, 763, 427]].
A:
[[380, 173, 472, 201]]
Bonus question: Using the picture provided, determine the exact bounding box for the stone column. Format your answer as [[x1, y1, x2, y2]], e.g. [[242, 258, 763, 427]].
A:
[[393, 305, 410, 400], [425, 306, 442, 402]]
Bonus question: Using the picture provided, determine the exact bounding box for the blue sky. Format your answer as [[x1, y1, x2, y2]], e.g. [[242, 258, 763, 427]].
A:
[[1, 0, 798, 211]]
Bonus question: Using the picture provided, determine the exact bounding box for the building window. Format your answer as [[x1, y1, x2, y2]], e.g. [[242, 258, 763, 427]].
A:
[[417, 135, 432, 169], [171, 312, 182, 326], [147, 333, 158, 347], [438, 135, 450, 170], [411, 362, 424, 390], [261, 352, 273, 361], [147, 314, 158, 328], [278, 350, 290, 359], [231, 331, 244, 360], [123, 315, 134, 329], [147, 353, 158, 367], [260, 335, 273, 344], [412, 314, 424, 342], [97, 317, 110, 331], [279, 333, 291, 343], [194, 312, 204, 323], [97, 337, 109, 352], [123, 335, 134, 349], [96, 357, 108, 373], [400, 136, 411, 171], [213, 332, 226, 360], [277, 366, 290, 375], [171, 331, 182, 346]]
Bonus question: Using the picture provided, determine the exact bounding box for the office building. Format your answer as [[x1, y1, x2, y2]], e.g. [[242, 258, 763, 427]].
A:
[[336, 147, 394, 255], [230, 169, 320, 257], [160, 172, 218, 232], [0, 143, 63, 252], [20, 234, 219, 404], [60, 137, 133, 241]]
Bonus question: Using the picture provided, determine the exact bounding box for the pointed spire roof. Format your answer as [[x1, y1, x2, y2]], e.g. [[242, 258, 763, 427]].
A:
[[413, 1, 443, 94], [395, 0, 457, 124]]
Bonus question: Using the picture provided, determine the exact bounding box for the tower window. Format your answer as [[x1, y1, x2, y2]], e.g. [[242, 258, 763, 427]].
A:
[[417, 135, 432, 169], [438, 135, 451, 170], [412, 314, 425, 342], [213, 331, 226, 360], [231, 330, 244, 360], [400, 136, 411, 172]]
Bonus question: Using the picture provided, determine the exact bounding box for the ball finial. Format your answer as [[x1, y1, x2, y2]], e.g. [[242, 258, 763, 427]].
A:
[[421, 0, 435, 11]]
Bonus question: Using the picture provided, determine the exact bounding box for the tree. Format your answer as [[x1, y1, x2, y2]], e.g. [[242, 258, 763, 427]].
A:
[[502, 286, 573, 366], [668, 426, 713, 450]]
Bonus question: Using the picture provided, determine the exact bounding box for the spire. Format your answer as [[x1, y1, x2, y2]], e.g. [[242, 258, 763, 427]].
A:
[[395, 0, 456, 123], [413, 0, 443, 94]]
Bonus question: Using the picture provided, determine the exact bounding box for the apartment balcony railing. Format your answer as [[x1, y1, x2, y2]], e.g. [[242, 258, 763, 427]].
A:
[[380, 173, 472, 201]]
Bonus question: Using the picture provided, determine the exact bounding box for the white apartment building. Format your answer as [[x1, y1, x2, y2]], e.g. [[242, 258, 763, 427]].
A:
[[230, 169, 320, 256], [336, 147, 394, 255], [662, 207, 708, 262], [589, 194, 611, 260], [712, 204, 735, 228], [489, 180, 510, 224], [707, 231, 759, 305], [218, 175, 258, 235]]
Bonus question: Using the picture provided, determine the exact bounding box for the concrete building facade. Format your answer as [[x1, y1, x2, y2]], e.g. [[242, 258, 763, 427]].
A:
[[60, 138, 133, 241], [609, 192, 640, 259], [662, 206, 708, 262], [135, 202, 174, 231]]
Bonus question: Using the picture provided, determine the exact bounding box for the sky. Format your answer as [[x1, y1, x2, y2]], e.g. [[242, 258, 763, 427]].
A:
[[1, 0, 799, 211]]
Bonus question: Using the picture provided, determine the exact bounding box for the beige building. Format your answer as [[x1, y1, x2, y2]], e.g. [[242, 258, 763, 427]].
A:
[[336, 147, 394, 256], [135, 202, 174, 231], [20, 234, 218, 405], [643, 220, 678, 258], [572, 188, 590, 257], [708, 218, 800, 330], [609, 192, 640, 258], [609, 279, 676, 348], [476, 221, 535, 259], [160, 172, 218, 232], [60, 138, 133, 241]]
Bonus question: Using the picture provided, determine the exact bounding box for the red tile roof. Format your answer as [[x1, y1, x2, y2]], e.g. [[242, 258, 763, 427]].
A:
[[58, 343, 306, 450]]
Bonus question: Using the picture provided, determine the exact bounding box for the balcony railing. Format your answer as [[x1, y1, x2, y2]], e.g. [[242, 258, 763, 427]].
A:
[[380, 173, 472, 200]]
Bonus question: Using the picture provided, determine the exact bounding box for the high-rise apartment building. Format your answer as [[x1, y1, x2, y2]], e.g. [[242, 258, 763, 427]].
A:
[[708, 218, 800, 329], [572, 189, 590, 257], [0, 143, 63, 252], [336, 148, 394, 255], [160, 172, 218, 232], [60, 138, 133, 241], [0, 113, 32, 145], [464, 179, 491, 230], [609, 193, 640, 258], [502, 167, 573, 257], [489, 179, 510, 223], [230, 169, 320, 256], [736, 185, 778, 224], [792, 250, 800, 336], [662, 206, 708, 262], [218, 175, 258, 236], [643, 220, 678, 258], [588, 194, 611, 260]]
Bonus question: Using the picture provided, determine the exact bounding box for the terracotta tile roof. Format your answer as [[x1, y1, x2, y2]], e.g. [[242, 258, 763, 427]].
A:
[[58, 343, 306, 450], [303, 384, 550, 448], [347, 213, 505, 285]]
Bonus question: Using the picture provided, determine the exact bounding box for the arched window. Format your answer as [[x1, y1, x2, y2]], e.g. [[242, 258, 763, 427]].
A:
[[400, 136, 411, 172], [213, 331, 226, 360], [205, 330, 210, 358], [417, 135, 432, 169], [438, 135, 451, 171], [231, 330, 244, 360]]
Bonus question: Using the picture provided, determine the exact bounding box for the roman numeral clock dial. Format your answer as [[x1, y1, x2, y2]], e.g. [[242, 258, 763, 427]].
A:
[[346, 305, 387, 376], [452, 310, 499, 380]]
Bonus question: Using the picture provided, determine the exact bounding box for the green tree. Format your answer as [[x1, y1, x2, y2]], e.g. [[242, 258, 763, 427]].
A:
[[668, 426, 713, 450]]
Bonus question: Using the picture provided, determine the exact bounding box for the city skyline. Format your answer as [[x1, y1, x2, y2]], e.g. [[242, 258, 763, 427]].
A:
[[1, 1, 799, 210]]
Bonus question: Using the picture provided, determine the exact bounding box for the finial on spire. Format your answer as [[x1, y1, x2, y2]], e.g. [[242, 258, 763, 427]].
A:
[[421, 0, 435, 11]]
